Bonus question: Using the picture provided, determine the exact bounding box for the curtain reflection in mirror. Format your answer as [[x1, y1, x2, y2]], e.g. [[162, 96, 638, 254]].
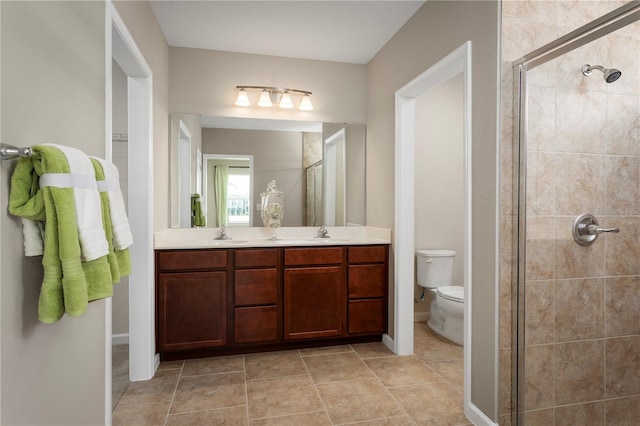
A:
[[214, 165, 228, 226]]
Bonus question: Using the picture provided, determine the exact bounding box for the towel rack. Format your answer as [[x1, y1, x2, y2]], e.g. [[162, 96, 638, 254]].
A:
[[0, 144, 40, 160]]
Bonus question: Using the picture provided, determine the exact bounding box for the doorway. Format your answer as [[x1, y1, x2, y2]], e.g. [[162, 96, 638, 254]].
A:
[[394, 41, 474, 420]]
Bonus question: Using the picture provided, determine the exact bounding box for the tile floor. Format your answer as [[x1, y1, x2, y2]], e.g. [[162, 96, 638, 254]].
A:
[[112, 322, 469, 425]]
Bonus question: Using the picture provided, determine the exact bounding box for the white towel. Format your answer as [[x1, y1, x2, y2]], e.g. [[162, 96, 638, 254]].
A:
[[22, 218, 44, 256], [42, 144, 109, 261], [90, 157, 133, 250]]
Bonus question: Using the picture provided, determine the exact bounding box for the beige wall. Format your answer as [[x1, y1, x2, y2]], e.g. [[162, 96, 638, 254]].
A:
[[414, 74, 465, 315], [500, 2, 640, 424], [1, 2, 107, 423], [366, 1, 500, 419], [169, 47, 367, 125], [113, 0, 170, 232], [0, 1, 169, 423], [202, 128, 304, 227]]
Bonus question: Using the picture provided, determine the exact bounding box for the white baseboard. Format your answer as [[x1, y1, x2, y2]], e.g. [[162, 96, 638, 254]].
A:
[[154, 353, 161, 373], [382, 333, 395, 353], [112, 333, 129, 346], [465, 402, 498, 426], [414, 312, 429, 322]]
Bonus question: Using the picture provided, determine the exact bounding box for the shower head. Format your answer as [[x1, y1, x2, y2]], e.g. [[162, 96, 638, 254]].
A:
[[582, 64, 622, 83]]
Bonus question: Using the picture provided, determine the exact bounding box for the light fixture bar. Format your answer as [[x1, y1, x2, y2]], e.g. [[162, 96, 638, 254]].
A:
[[235, 85, 312, 96]]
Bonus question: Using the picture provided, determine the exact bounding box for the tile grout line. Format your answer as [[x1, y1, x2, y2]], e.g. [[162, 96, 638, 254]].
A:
[[354, 344, 417, 424], [242, 355, 250, 426], [163, 359, 185, 426], [299, 348, 335, 425]]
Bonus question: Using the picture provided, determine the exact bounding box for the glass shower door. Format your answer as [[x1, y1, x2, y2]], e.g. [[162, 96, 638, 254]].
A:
[[513, 4, 640, 424]]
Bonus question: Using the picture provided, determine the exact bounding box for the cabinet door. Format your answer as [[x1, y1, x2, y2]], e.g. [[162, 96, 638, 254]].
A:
[[157, 271, 227, 351], [284, 266, 344, 340]]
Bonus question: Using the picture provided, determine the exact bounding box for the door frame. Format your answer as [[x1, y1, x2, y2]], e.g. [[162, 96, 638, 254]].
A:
[[177, 120, 192, 227], [392, 41, 474, 419], [106, 2, 156, 422], [323, 128, 346, 226]]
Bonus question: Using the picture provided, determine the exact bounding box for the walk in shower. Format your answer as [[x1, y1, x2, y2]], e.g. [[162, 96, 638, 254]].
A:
[[512, 3, 640, 424]]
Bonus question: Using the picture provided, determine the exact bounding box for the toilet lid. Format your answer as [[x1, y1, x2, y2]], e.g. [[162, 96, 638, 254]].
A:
[[437, 286, 464, 302]]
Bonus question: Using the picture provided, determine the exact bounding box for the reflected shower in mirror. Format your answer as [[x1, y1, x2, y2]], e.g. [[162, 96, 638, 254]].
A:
[[170, 114, 366, 229]]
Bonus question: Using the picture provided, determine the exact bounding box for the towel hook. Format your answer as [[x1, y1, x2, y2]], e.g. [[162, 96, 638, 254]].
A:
[[0, 144, 39, 160]]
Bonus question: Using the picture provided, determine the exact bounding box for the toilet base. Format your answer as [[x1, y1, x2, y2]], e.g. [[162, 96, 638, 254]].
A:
[[427, 299, 463, 346]]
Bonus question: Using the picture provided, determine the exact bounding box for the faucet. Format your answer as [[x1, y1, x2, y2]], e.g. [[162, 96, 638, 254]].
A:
[[316, 225, 330, 238], [214, 225, 231, 240]]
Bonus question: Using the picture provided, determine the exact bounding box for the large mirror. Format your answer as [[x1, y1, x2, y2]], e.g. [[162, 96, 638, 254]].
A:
[[170, 113, 366, 228]]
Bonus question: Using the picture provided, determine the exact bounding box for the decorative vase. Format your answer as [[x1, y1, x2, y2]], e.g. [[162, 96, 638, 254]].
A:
[[261, 180, 284, 240]]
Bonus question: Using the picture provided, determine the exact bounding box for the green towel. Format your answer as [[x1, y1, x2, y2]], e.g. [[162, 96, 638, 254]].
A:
[[191, 194, 205, 227], [8, 145, 113, 323], [90, 159, 121, 284]]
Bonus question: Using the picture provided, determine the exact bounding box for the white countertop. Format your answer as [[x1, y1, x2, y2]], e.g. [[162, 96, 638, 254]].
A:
[[154, 226, 391, 250]]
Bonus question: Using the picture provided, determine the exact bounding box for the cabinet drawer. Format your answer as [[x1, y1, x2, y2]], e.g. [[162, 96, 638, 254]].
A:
[[234, 306, 278, 343], [349, 265, 386, 298], [235, 249, 278, 268], [284, 247, 343, 266], [157, 250, 227, 271], [348, 299, 386, 335], [348, 246, 387, 264], [235, 269, 278, 306]]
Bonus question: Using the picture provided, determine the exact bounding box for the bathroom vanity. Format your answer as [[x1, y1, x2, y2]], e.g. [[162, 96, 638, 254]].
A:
[[154, 227, 390, 360]]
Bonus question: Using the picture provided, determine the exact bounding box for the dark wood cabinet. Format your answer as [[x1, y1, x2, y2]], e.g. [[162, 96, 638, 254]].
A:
[[233, 249, 280, 344], [284, 266, 345, 340], [347, 246, 388, 335], [157, 271, 227, 351], [155, 244, 388, 359], [283, 247, 346, 340]]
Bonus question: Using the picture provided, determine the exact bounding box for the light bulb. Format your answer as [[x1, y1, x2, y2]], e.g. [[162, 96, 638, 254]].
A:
[[299, 94, 313, 111], [278, 91, 293, 109], [235, 89, 250, 107], [258, 90, 273, 107]]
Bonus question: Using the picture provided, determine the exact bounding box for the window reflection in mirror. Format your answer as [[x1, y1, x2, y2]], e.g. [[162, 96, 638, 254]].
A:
[[203, 155, 253, 227]]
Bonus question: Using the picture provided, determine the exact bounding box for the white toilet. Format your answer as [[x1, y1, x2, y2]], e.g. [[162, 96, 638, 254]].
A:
[[416, 249, 464, 345]]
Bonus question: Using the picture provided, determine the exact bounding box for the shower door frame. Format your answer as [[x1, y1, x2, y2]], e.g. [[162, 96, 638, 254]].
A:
[[511, 3, 640, 425]]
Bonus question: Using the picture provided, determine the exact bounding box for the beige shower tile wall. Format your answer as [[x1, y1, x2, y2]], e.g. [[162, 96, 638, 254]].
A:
[[500, 1, 640, 424]]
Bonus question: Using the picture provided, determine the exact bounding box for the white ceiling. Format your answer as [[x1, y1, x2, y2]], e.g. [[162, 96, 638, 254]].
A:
[[149, 1, 425, 64]]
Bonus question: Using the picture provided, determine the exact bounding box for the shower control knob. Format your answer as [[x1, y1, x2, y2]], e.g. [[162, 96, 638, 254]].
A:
[[572, 214, 619, 246], [586, 224, 620, 235]]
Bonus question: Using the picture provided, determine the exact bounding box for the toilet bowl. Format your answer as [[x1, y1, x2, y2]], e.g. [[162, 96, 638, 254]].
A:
[[416, 249, 464, 345]]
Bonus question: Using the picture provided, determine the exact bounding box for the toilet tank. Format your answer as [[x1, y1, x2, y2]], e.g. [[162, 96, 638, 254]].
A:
[[416, 249, 456, 288]]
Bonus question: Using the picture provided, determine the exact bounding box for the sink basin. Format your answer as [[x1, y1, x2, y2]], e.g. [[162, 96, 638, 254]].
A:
[[307, 238, 350, 243], [272, 239, 311, 245], [194, 240, 248, 246], [272, 238, 350, 245]]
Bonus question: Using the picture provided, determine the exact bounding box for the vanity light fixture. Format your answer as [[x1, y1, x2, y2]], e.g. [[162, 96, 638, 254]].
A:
[[257, 89, 273, 107], [235, 86, 313, 111], [235, 88, 251, 107]]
